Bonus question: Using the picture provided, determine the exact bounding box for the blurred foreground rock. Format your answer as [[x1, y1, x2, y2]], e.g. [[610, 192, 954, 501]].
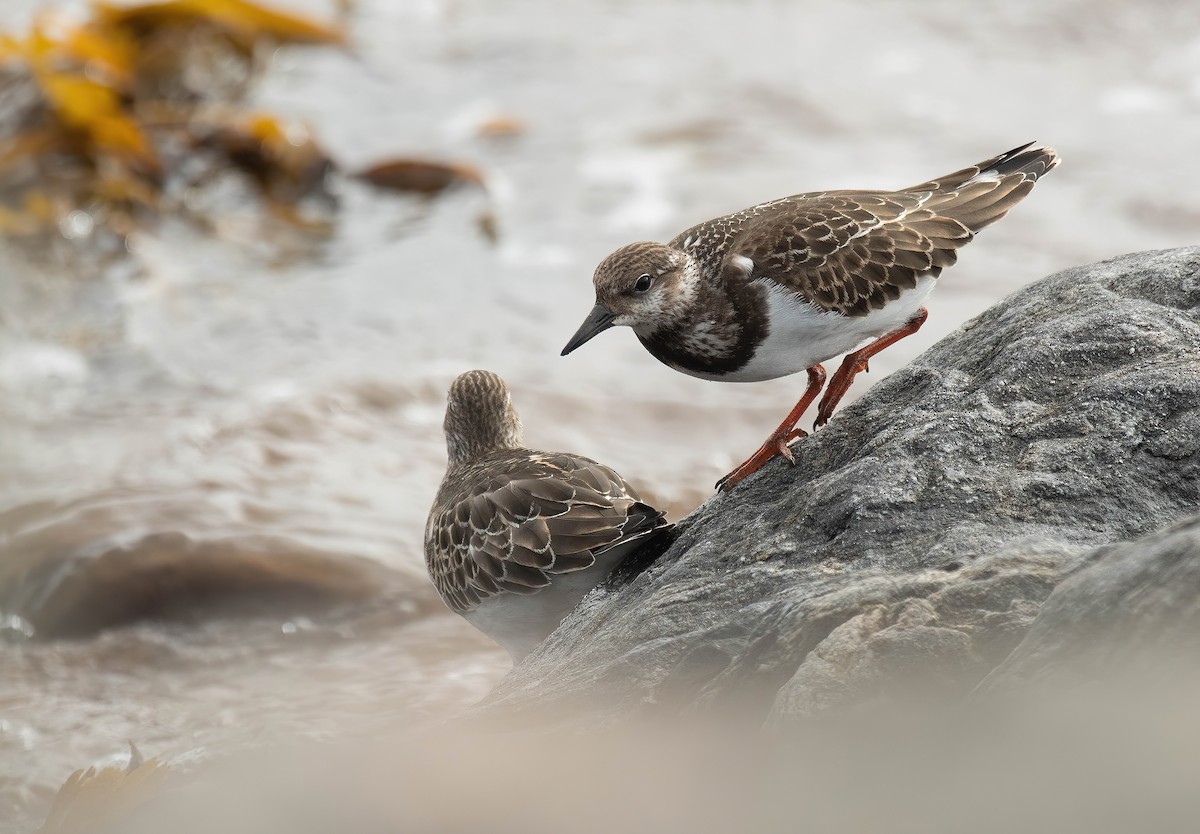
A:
[[483, 246, 1200, 722]]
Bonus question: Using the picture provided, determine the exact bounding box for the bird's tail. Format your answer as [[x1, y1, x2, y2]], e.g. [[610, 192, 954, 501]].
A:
[[907, 142, 1060, 233], [617, 502, 671, 544]]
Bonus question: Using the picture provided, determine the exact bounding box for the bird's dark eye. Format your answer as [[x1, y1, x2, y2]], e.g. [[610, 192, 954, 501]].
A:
[[633, 274, 653, 293]]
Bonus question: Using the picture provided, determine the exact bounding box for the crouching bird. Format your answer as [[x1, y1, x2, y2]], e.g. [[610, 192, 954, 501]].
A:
[[425, 370, 669, 662]]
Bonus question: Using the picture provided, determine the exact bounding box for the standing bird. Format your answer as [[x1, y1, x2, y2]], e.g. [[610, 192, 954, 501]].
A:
[[562, 142, 1059, 491], [425, 370, 669, 662]]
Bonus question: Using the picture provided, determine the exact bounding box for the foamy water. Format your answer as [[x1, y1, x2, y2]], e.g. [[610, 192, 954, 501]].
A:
[[2, 0, 1199, 828]]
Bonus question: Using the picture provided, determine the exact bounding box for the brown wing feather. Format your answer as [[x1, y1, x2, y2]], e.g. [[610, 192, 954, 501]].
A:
[[726, 144, 1058, 317], [425, 452, 666, 614]]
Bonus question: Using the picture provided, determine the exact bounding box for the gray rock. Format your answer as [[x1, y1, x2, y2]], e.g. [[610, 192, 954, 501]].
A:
[[481, 246, 1200, 722], [979, 513, 1200, 693]]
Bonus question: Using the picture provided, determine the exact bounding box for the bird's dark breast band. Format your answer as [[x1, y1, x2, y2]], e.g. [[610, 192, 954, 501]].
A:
[[638, 277, 769, 377]]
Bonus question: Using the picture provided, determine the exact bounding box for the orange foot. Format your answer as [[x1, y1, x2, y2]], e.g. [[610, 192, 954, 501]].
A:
[[716, 364, 825, 492], [716, 426, 807, 492]]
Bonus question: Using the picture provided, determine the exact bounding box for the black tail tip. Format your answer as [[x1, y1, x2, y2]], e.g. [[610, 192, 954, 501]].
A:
[[996, 141, 1060, 179]]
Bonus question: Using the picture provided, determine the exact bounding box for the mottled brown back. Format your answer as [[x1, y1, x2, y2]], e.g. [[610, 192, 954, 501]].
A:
[[425, 450, 666, 614], [672, 143, 1059, 316]]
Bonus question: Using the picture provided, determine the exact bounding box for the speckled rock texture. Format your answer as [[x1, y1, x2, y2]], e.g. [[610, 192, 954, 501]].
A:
[[481, 246, 1200, 722], [979, 514, 1200, 693]]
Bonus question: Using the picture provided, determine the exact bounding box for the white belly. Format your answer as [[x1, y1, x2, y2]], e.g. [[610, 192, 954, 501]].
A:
[[719, 275, 937, 382], [461, 541, 634, 662]]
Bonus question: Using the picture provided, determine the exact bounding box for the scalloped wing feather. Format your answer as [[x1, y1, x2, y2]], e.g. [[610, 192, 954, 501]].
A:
[[426, 452, 666, 614], [713, 144, 1057, 317]]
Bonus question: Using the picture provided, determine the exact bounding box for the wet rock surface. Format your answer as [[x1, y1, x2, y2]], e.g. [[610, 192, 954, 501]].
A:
[[483, 246, 1200, 721]]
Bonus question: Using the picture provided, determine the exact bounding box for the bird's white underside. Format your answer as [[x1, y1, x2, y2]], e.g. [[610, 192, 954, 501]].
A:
[[460, 539, 638, 662], [699, 273, 938, 383]]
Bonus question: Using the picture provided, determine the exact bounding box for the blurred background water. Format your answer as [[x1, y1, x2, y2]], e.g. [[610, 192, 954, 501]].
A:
[[1, 0, 1199, 828]]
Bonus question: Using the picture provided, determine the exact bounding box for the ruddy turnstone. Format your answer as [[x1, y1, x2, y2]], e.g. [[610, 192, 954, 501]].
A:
[[562, 142, 1059, 490], [425, 370, 669, 662]]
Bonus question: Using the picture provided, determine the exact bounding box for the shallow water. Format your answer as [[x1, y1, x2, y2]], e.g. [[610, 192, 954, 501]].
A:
[[2, 0, 1200, 828]]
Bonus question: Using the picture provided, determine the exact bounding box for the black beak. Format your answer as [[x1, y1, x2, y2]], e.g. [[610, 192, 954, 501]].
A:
[[561, 304, 617, 356]]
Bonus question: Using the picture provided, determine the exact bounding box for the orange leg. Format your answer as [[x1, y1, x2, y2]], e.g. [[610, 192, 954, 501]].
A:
[[717, 364, 826, 492], [813, 307, 929, 429]]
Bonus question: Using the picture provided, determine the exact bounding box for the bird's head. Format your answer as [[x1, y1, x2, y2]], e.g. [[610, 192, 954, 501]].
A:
[[561, 242, 698, 355], [443, 370, 523, 467]]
